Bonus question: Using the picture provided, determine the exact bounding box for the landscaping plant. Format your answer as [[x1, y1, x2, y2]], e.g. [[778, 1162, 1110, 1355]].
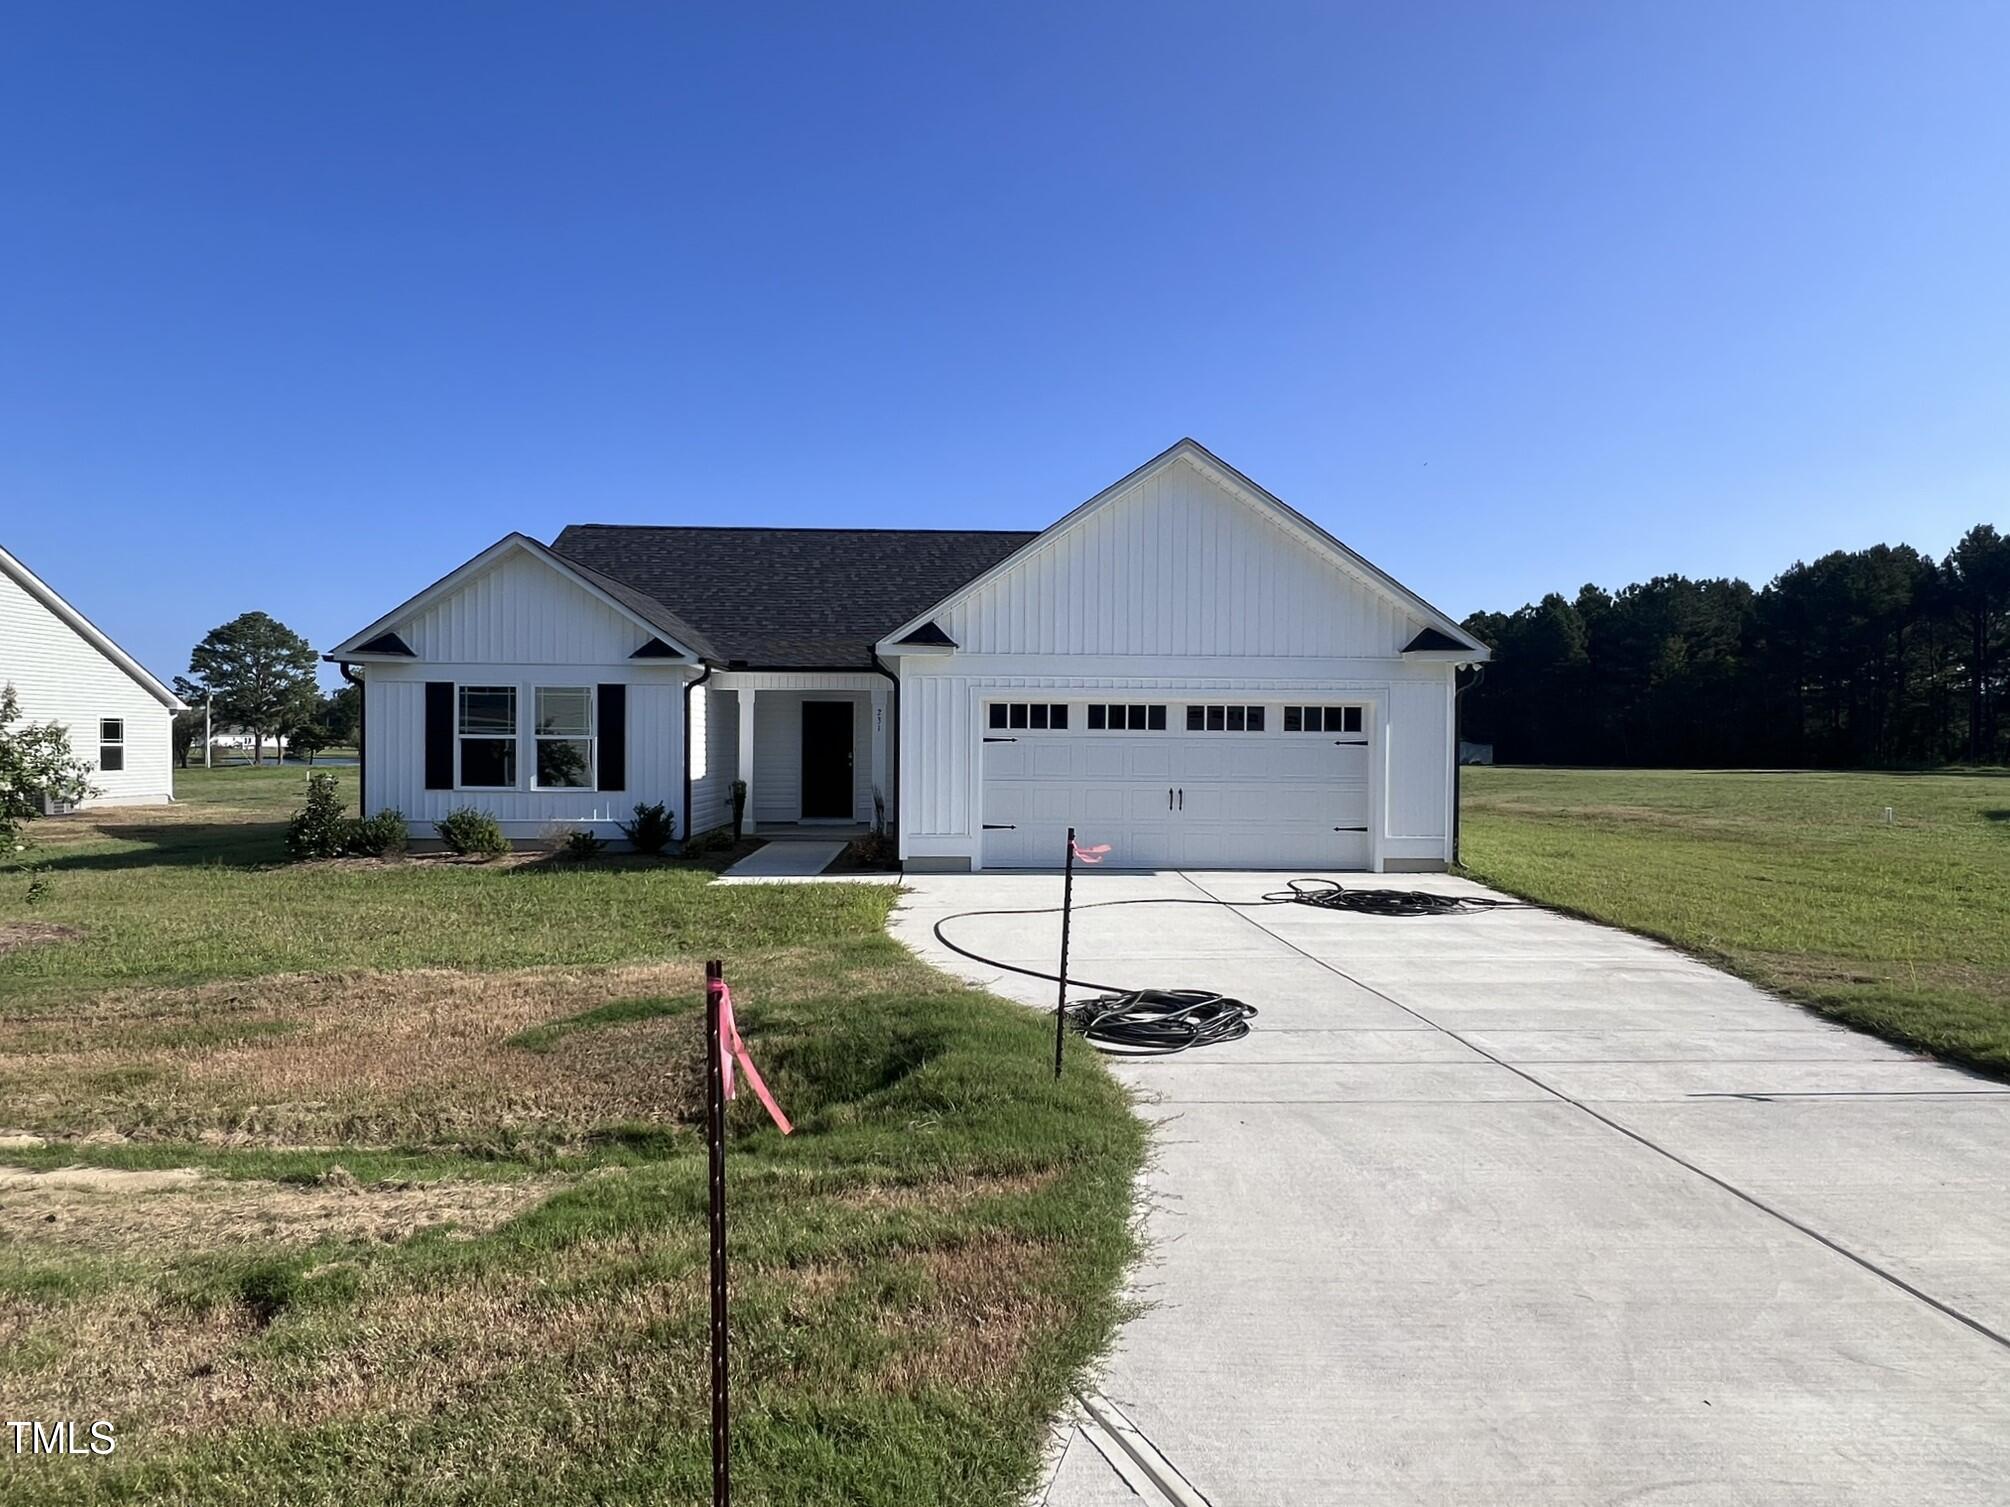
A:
[[561, 828, 607, 861], [616, 800, 675, 855], [436, 805, 510, 858], [283, 772, 350, 860], [346, 808, 409, 858], [0, 684, 96, 850]]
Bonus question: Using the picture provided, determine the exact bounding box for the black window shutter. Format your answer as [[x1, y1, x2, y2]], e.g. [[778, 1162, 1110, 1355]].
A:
[[597, 683, 626, 791], [424, 682, 454, 789]]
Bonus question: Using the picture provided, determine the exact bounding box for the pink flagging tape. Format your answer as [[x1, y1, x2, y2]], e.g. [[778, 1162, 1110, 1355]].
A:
[[1071, 840, 1111, 865], [715, 982, 794, 1135]]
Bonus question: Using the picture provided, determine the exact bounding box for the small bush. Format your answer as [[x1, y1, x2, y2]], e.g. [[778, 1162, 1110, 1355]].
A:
[[616, 801, 675, 856], [437, 806, 509, 858], [561, 828, 607, 861], [285, 773, 350, 860], [843, 831, 898, 870], [347, 808, 408, 858], [683, 826, 733, 856]]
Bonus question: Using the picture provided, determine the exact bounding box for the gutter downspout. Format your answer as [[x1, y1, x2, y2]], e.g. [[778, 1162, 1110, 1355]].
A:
[[1452, 663, 1484, 867], [339, 662, 366, 815], [681, 662, 714, 846], [870, 648, 900, 848]]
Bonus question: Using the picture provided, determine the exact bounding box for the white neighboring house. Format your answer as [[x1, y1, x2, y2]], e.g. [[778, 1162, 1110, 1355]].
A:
[[0, 545, 185, 808], [329, 439, 1490, 870]]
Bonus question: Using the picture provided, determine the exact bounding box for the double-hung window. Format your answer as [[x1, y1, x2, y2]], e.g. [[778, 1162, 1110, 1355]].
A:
[[533, 687, 594, 788], [458, 687, 517, 788], [99, 719, 125, 772]]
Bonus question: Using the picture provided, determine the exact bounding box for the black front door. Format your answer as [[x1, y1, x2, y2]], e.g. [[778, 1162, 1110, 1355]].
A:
[[800, 701, 855, 819]]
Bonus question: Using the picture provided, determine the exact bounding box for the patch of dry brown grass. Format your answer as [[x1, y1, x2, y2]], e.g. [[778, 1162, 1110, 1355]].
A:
[[0, 962, 710, 1146], [1, 1263, 706, 1437], [0, 1164, 558, 1256], [0, 921, 82, 956], [877, 1237, 1064, 1391], [831, 1169, 1057, 1212]]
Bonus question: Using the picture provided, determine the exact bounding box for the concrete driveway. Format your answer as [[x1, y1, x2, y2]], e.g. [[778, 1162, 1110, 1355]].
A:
[[891, 870, 2010, 1506]]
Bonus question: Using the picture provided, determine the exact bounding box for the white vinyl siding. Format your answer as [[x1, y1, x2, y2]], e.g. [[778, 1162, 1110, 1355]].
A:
[[938, 455, 1415, 658], [401, 548, 653, 664], [0, 563, 175, 807], [751, 690, 871, 823], [365, 664, 686, 837], [688, 683, 739, 836]]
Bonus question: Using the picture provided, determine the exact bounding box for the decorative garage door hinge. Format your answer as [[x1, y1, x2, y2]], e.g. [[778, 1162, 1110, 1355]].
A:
[[983, 823, 1017, 830], [983, 736, 1017, 743], [1333, 825, 1368, 832], [1333, 739, 1369, 746]]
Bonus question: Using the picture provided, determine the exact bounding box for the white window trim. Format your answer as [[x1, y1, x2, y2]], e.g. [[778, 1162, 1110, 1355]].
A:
[[531, 685, 596, 792], [455, 683, 521, 792], [99, 717, 126, 773]]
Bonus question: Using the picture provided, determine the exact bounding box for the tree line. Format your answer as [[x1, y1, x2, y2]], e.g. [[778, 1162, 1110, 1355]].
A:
[[1459, 523, 2009, 768]]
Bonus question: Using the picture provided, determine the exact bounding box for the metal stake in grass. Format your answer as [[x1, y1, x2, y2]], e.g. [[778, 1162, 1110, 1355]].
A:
[[705, 959, 731, 1507], [1055, 827, 1076, 1079]]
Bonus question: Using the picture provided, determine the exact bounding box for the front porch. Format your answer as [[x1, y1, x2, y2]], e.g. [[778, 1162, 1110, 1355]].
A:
[[691, 671, 892, 838]]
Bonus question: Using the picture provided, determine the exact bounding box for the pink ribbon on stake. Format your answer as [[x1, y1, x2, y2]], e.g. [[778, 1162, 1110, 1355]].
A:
[[715, 982, 793, 1135], [1071, 840, 1111, 865]]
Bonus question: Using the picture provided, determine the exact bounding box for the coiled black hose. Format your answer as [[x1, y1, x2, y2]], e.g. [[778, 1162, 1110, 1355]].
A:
[[929, 877, 1521, 1056], [1263, 877, 1517, 917], [1064, 988, 1258, 1055]]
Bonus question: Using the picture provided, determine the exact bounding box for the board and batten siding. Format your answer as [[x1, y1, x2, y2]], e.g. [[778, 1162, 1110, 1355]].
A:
[[894, 456, 1461, 871], [362, 662, 688, 837], [0, 563, 175, 806], [401, 549, 652, 666], [937, 456, 1414, 659]]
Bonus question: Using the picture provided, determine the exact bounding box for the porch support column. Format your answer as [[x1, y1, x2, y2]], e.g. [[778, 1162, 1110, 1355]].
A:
[[869, 685, 889, 830], [736, 688, 758, 834]]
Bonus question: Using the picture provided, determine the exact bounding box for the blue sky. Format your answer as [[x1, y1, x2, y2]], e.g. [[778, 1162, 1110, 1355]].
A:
[[5, 2, 2007, 688]]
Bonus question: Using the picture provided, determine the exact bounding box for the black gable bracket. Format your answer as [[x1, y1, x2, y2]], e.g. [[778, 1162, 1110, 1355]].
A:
[[630, 636, 683, 659], [355, 631, 415, 656], [1403, 626, 1475, 653], [896, 620, 958, 648]]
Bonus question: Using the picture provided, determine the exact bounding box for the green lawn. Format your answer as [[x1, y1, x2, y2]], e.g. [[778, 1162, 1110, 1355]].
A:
[[1460, 766, 2010, 1075], [0, 767, 1144, 1506]]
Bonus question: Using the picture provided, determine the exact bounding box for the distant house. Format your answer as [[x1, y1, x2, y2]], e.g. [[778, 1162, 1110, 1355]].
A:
[[0, 545, 184, 807], [330, 440, 1489, 870]]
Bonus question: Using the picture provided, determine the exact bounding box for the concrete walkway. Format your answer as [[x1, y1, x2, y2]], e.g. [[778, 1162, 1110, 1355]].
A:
[[717, 840, 845, 879], [891, 870, 2010, 1506]]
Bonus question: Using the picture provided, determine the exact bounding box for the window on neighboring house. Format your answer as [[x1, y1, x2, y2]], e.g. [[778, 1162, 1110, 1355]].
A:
[[1086, 703, 1165, 731], [533, 686, 594, 788], [988, 702, 1069, 731], [1284, 706, 1364, 734], [1185, 705, 1266, 732], [458, 686, 517, 787], [98, 718, 125, 773]]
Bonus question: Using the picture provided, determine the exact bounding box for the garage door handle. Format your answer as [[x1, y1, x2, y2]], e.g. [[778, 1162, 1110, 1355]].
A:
[[1167, 787, 1173, 810], [1177, 787, 1183, 810]]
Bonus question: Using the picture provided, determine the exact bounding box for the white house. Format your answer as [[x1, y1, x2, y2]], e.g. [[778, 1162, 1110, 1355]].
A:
[[328, 440, 1490, 871], [1, 545, 185, 807]]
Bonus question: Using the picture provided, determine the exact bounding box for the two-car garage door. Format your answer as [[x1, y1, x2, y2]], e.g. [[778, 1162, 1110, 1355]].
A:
[[980, 699, 1370, 870]]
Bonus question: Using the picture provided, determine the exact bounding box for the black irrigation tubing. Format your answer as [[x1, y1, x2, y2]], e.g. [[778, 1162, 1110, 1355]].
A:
[[930, 879, 1523, 1056]]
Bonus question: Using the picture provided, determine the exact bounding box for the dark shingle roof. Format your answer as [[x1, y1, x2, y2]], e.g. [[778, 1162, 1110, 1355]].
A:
[[549, 525, 1039, 669]]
